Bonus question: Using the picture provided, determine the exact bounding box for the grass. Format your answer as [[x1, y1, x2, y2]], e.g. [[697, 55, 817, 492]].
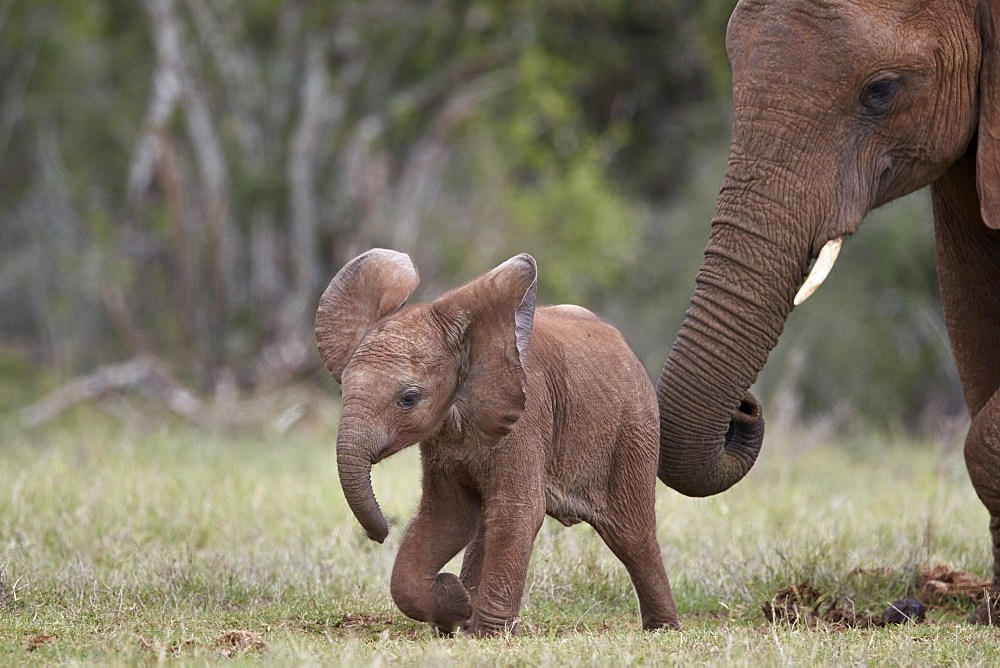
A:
[[1, 401, 999, 664]]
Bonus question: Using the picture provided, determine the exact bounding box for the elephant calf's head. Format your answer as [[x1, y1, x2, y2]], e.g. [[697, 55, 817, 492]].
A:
[[316, 249, 537, 543]]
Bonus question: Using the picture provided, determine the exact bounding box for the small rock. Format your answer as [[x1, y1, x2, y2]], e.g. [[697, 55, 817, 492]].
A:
[[882, 598, 926, 624]]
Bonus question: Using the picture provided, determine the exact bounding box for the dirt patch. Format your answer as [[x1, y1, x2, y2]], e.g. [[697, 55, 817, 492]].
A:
[[762, 582, 885, 629], [329, 613, 392, 631], [26, 634, 55, 651], [0, 583, 13, 612], [137, 632, 265, 659], [917, 564, 995, 623], [305, 613, 391, 636], [297, 613, 443, 641], [0, 575, 20, 612], [138, 636, 195, 657], [216, 630, 265, 656]]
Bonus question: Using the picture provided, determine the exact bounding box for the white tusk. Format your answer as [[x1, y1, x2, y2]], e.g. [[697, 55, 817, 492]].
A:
[[793, 237, 843, 306]]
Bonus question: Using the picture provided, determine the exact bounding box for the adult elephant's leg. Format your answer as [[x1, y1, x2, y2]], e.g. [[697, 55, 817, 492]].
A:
[[932, 157, 1000, 624], [967, 392, 1000, 624], [390, 470, 479, 634]]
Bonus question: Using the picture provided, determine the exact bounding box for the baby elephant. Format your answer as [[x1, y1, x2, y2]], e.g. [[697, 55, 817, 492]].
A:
[[316, 249, 679, 635]]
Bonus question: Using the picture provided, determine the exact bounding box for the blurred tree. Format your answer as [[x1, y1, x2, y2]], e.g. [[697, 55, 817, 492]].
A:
[[0, 0, 962, 431], [0, 0, 717, 388]]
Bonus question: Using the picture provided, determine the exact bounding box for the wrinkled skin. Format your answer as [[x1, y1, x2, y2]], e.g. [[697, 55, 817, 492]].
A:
[[317, 249, 679, 636], [657, 0, 1000, 623]]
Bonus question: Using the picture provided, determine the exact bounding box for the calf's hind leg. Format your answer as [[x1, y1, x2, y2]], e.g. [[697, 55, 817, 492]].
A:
[[592, 489, 679, 630]]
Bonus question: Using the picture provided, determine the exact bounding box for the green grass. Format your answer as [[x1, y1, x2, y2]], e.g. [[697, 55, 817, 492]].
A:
[[1, 404, 999, 664]]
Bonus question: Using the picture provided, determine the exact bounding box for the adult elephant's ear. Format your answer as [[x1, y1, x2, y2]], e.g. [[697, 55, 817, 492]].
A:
[[432, 254, 538, 438], [978, 0, 1000, 229], [315, 249, 420, 382]]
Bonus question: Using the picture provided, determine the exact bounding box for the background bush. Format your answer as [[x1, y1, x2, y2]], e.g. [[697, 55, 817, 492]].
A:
[[0, 0, 959, 430]]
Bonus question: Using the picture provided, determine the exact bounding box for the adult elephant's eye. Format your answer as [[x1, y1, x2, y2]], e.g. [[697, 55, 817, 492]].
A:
[[861, 74, 903, 116], [397, 390, 421, 410]]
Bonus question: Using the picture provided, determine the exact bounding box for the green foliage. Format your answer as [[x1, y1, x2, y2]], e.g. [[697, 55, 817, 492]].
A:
[[508, 151, 633, 303], [0, 0, 967, 429], [532, 0, 720, 200], [0, 347, 56, 414], [456, 37, 637, 303], [696, 0, 741, 92]]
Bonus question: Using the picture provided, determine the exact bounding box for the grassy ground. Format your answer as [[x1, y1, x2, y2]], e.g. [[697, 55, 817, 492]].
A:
[[1, 402, 999, 665]]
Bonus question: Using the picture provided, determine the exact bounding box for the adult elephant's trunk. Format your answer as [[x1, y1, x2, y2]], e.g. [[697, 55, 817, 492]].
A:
[[657, 156, 818, 497], [336, 423, 390, 543]]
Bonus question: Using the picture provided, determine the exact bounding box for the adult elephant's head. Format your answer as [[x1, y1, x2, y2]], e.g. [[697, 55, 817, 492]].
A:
[[658, 0, 1000, 496]]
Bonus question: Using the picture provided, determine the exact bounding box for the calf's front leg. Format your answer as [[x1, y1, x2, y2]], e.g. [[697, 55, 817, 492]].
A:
[[390, 475, 479, 634], [464, 496, 546, 637]]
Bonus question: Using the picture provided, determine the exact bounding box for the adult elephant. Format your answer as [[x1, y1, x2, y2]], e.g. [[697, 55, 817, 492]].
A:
[[657, 0, 1000, 623]]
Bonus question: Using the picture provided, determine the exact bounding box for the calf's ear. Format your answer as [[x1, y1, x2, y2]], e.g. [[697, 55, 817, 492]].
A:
[[315, 249, 419, 382], [432, 254, 538, 437], [978, 0, 1000, 229]]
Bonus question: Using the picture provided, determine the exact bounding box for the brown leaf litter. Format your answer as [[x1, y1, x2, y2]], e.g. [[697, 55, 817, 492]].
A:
[[764, 564, 993, 629], [216, 630, 266, 656], [763, 582, 885, 629], [26, 634, 55, 651], [916, 564, 992, 603]]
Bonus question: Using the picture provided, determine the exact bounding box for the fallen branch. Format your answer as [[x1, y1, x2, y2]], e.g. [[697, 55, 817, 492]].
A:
[[20, 356, 316, 431], [21, 357, 159, 427]]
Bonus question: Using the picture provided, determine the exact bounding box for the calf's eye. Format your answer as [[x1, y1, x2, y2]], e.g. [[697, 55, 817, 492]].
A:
[[397, 390, 421, 410]]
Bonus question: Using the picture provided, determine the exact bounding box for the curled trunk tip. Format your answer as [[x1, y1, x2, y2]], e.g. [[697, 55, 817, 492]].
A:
[[658, 385, 765, 497], [336, 445, 390, 543]]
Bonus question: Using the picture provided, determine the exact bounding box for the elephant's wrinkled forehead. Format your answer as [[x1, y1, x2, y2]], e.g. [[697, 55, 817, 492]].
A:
[[729, 0, 902, 61], [734, 0, 903, 18], [727, 0, 938, 108], [348, 308, 451, 375]]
